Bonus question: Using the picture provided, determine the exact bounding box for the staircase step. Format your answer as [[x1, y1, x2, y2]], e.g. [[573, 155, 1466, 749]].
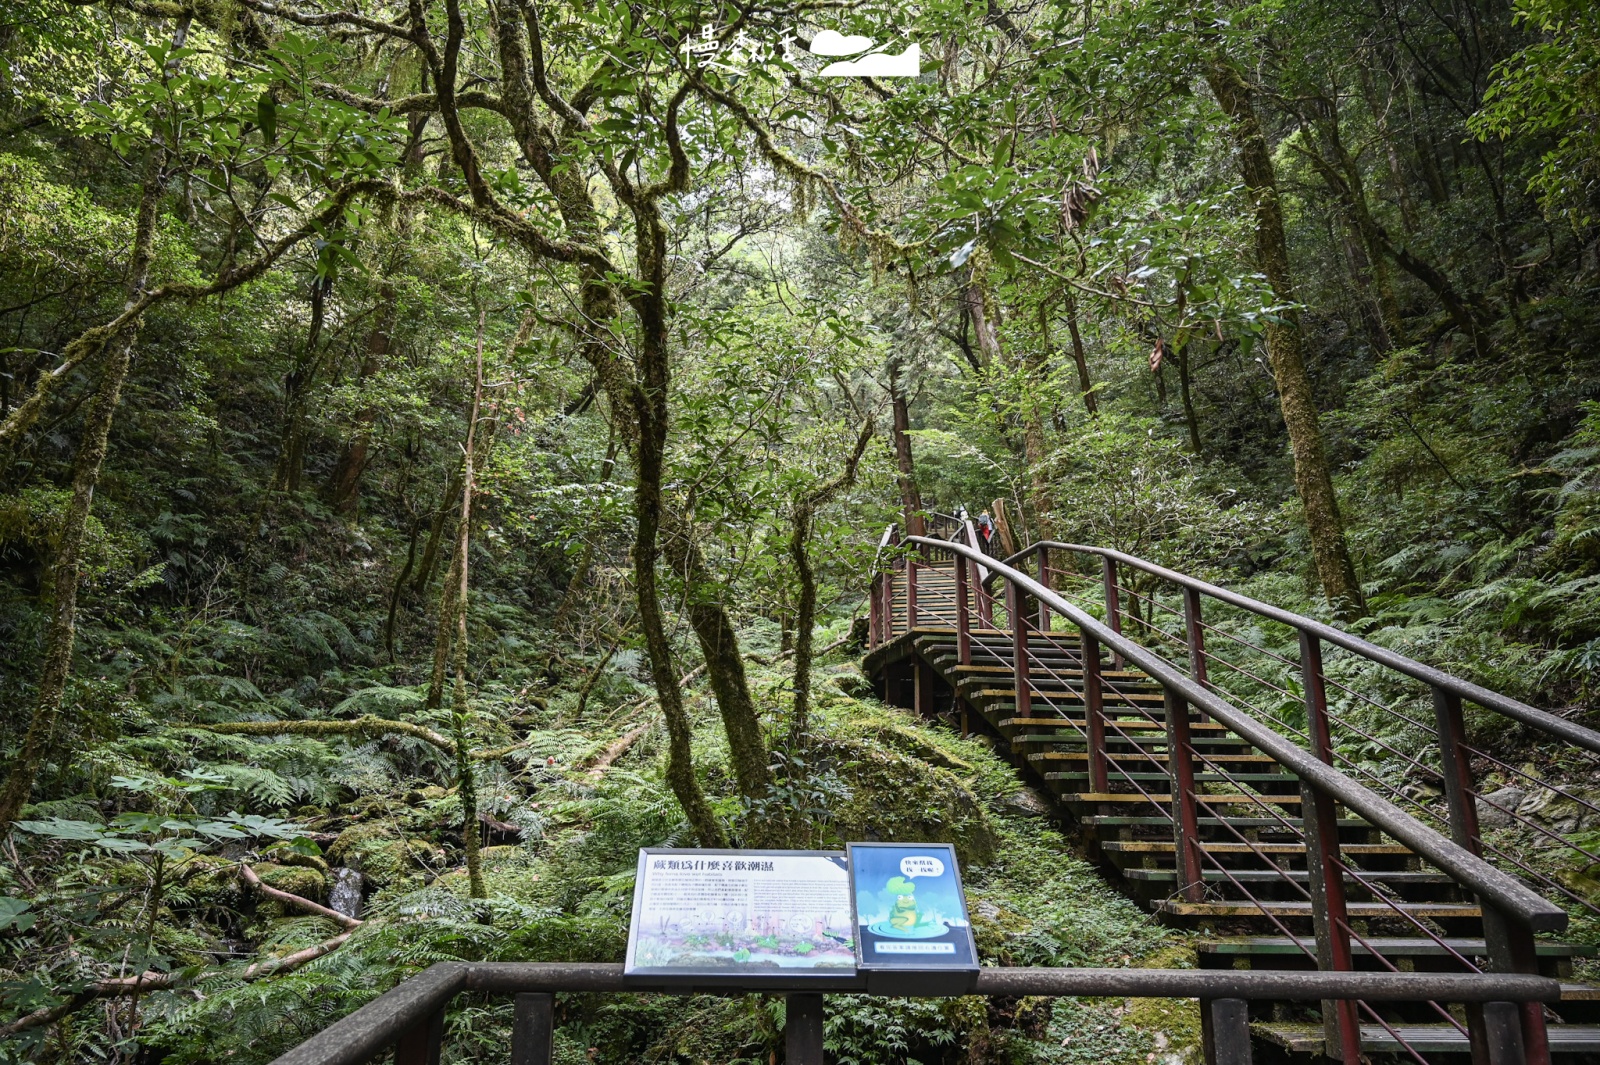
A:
[[1128, 869, 1450, 884], [1000, 717, 1227, 732], [1032, 752, 1278, 764], [974, 688, 1165, 704], [1197, 937, 1597, 958], [1157, 900, 1481, 919], [1088, 816, 1365, 828], [1011, 733, 1255, 749], [1056, 783, 1305, 799], [1101, 841, 1409, 855], [1046, 772, 1292, 785], [1253, 1022, 1600, 1055], [954, 665, 1149, 680]]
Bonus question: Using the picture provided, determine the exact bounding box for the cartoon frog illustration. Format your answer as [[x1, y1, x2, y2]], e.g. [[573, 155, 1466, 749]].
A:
[[886, 876, 918, 931], [890, 893, 919, 930]]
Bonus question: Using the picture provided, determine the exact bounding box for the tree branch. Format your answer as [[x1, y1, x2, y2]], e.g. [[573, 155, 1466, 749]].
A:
[[240, 862, 362, 930], [197, 715, 455, 753]]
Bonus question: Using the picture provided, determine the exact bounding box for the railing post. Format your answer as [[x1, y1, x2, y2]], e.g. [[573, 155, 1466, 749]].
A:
[[1082, 633, 1109, 793], [786, 993, 825, 1065], [512, 992, 554, 1065], [1433, 686, 1482, 855], [1037, 544, 1050, 631], [394, 1007, 444, 1065], [1183, 587, 1207, 686], [869, 574, 880, 647], [977, 570, 994, 627], [1202, 998, 1252, 1065], [1007, 581, 1031, 721], [906, 557, 920, 631], [1102, 556, 1123, 668], [884, 568, 897, 639], [955, 551, 971, 666], [1298, 632, 1362, 1065], [1163, 689, 1204, 903], [1483, 906, 1552, 1065], [1437, 687, 1549, 1065]]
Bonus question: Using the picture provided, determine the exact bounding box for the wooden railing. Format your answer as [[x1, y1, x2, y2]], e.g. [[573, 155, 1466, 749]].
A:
[[266, 961, 1559, 1065], [873, 533, 1580, 1065]]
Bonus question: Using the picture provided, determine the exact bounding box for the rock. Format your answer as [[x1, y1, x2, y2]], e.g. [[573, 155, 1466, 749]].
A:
[[1476, 786, 1526, 829], [1000, 788, 1053, 819], [829, 670, 873, 698], [254, 861, 328, 903], [328, 822, 417, 887]]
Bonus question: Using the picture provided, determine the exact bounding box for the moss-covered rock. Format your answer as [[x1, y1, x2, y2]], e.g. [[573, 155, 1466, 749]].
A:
[[179, 853, 244, 908], [824, 734, 998, 865], [327, 821, 419, 887], [253, 861, 328, 902]]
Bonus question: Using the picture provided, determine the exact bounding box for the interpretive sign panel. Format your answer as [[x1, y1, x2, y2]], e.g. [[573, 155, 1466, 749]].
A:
[[624, 848, 861, 988], [847, 842, 978, 995]]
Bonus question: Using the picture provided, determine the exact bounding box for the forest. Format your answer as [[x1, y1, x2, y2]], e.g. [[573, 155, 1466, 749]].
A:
[[1, 0, 1598, 1061]]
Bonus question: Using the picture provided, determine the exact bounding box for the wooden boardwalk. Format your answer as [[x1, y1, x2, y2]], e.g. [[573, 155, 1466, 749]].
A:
[[864, 540, 1600, 1064]]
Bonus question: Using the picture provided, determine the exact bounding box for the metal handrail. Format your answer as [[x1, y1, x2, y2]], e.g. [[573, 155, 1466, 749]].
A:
[[1003, 540, 1600, 758], [909, 535, 1568, 932], [269, 961, 1562, 1065]]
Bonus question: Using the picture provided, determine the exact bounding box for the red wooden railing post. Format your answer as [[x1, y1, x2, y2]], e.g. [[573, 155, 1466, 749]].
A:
[[1163, 688, 1204, 902], [869, 574, 880, 647], [906, 557, 920, 631], [955, 550, 971, 666], [1183, 587, 1207, 686], [884, 567, 896, 639], [1298, 632, 1363, 1065], [1036, 544, 1050, 631], [1082, 633, 1109, 793], [977, 567, 994, 627], [1007, 580, 1031, 721], [1102, 556, 1123, 668], [1483, 906, 1552, 1065], [1436, 686, 1550, 1065]]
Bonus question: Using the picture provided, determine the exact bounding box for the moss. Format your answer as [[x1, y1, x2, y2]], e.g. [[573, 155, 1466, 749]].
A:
[[824, 733, 999, 865], [181, 852, 244, 907], [327, 821, 418, 887], [253, 861, 328, 902]]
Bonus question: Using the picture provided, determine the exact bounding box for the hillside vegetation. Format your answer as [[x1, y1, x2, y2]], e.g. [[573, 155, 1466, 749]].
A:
[[2, 0, 1600, 1061]]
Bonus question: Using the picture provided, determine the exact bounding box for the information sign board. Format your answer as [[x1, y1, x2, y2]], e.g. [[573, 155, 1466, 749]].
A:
[[847, 842, 979, 995], [624, 848, 861, 989]]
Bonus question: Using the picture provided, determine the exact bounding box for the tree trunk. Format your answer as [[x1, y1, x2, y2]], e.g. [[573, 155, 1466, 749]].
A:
[[627, 207, 727, 847], [788, 418, 873, 748], [328, 283, 397, 514], [0, 158, 163, 830], [888, 358, 924, 536], [1205, 56, 1368, 619], [412, 466, 462, 594], [662, 514, 771, 804], [1175, 341, 1203, 455], [271, 274, 331, 494], [1357, 65, 1420, 235], [1063, 296, 1098, 415], [426, 548, 459, 712], [449, 311, 486, 900]]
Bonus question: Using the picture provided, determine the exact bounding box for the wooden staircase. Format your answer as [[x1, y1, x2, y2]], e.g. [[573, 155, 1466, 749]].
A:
[[865, 552, 1600, 1064]]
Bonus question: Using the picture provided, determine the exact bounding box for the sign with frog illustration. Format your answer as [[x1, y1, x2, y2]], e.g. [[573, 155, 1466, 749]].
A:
[[847, 842, 978, 995], [624, 849, 860, 989]]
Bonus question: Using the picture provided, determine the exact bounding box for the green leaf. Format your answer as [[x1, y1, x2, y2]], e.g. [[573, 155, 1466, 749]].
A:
[[257, 90, 278, 145], [16, 818, 108, 841], [0, 897, 36, 933]]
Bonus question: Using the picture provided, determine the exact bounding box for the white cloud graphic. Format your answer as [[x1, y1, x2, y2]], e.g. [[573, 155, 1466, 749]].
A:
[[809, 30, 876, 56], [817, 43, 921, 77]]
